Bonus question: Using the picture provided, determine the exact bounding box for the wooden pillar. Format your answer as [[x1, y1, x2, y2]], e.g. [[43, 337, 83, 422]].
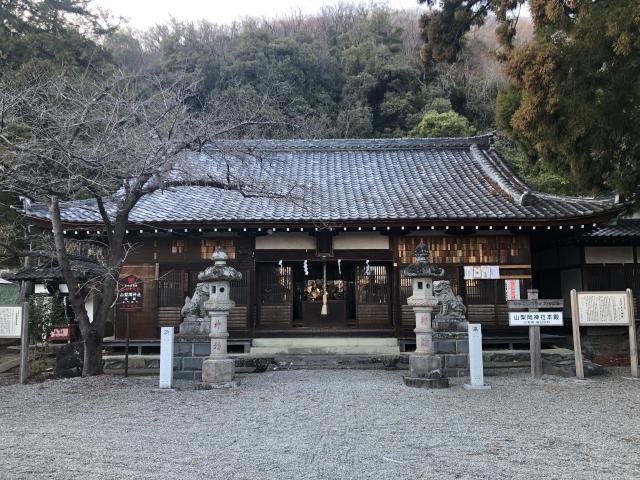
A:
[[570, 289, 585, 380]]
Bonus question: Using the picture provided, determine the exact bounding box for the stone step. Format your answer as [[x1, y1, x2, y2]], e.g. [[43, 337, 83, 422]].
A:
[[252, 337, 398, 347], [250, 346, 401, 355], [272, 354, 408, 370], [250, 337, 400, 355]]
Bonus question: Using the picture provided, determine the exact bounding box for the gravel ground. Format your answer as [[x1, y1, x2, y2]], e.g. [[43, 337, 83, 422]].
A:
[[1, 370, 640, 480]]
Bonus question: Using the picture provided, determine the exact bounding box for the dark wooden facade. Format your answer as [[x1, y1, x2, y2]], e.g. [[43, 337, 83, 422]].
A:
[[114, 230, 533, 340]]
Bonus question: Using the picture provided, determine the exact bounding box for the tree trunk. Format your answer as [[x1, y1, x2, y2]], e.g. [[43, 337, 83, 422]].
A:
[[49, 196, 99, 375], [81, 325, 103, 376]]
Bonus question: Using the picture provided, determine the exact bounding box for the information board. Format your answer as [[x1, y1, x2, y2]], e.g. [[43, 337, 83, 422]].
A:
[[576, 292, 631, 326], [0, 306, 22, 338], [464, 265, 500, 280], [505, 279, 521, 301], [118, 275, 144, 311], [509, 311, 563, 327]]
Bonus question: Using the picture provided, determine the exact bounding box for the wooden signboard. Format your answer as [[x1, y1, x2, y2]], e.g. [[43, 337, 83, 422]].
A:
[[509, 311, 563, 327], [570, 289, 637, 379], [0, 306, 23, 338], [118, 275, 144, 312], [508, 290, 564, 378], [508, 299, 564, 309], [0, 304, 29, 384], [576, 292, 630, 326]]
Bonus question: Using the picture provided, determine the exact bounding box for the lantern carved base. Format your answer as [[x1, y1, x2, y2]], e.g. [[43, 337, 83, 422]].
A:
[[403, 354, 450, 388], [202, 357, 235, 386], [179, 316, 210, 336]]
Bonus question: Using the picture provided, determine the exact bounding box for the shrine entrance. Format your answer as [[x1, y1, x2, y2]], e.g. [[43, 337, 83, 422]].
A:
[[256, 259, 392, 331], [291, 260, 356, 327]]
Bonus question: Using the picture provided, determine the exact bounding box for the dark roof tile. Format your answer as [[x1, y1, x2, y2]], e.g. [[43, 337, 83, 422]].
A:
[[26, 136, 621, 225]]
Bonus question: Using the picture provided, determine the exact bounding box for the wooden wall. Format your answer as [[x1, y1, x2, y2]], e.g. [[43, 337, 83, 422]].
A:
[[396, 234, 532, 330], [117, 236, 253, 340]]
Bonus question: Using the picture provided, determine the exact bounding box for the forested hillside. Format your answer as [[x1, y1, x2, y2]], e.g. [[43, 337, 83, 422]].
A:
[[102, 5, 511, 139]]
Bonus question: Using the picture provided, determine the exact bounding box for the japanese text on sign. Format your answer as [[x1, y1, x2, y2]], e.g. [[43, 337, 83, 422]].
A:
[[0, 306, 22, 338], [464, 266, 500, 280], [509, 311, 563, 327], [118, 275, 143, 311], [504, 279, 521, 301], [577, 293, 630, 326]]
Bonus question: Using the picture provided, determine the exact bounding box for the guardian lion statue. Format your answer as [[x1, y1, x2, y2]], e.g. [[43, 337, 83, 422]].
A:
[[180, 282, 210, 319], [434, 280, 466, 319]]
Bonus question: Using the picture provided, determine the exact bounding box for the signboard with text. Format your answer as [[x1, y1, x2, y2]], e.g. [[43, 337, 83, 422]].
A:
[[576, 292, 631, 326], [464, 265, 500, 280], [505, 279, 521, 301], [509, 311, 563, 327], [0, 306, 22, 338], [118, 275, 144, 312], [571, 289, 637, 379]]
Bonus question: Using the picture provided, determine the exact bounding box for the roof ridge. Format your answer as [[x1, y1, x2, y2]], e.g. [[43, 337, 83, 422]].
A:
[[470, 144, 533, 206], [203, 134, 494, 151]]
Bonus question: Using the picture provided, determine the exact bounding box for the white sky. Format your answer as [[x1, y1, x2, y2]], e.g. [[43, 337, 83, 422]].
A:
[[94, 0, 424, 30]]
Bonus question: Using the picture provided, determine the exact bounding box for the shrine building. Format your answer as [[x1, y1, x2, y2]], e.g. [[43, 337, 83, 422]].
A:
[[23, 134, 631, 354]]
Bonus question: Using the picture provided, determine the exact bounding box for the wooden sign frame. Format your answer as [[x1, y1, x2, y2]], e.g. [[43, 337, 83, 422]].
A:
[[507, 290, 564, 378], [0, 303, 29, 384], [570, 289, 638, 379]]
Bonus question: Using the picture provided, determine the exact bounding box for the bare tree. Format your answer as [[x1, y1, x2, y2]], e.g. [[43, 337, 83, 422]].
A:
[[0, 65, 297, 375]]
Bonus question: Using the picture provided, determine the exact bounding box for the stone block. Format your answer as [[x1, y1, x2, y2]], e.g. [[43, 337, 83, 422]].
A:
[[442, 368, 467, 378], [193, 343, 211, 356], [174, 371, 200, 381], [182, 357, 204, 371], [403, 376, 450, 389], [174, 343, 193, 357], [445, 354, 468, 368], [144, 358, 160, 369], [456, 340, 469, 353], [433, 340, 456, 354], [202, 358, 235, 384], [173, 358, 182, 370], [409, 354, 442, 378]]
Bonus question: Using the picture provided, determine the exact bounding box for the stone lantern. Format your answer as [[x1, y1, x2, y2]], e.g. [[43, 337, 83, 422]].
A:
[[198, 247, 242, 387], [402, 241, 449, 388]]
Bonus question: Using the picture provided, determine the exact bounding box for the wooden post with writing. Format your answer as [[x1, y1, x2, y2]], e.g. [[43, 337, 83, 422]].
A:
[[570, 289, 585, 380], [627, 288, 638, 378], [19, 302, 29, 384], [527, 289, 543, 379]]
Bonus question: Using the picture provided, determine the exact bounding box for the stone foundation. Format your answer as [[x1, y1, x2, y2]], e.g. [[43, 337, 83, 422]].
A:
[[432, 332, 469, 377], [174, 335, 272, 381]]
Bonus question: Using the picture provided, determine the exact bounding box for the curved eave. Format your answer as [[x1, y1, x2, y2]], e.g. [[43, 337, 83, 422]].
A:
[[24, 205, 627, 231]]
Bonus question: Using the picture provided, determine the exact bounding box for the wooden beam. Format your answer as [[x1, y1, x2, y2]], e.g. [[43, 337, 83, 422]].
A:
[[570, 289, 585, 380]]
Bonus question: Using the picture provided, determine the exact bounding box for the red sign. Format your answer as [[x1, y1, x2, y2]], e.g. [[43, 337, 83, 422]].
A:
[[118, 275, 143, 311]]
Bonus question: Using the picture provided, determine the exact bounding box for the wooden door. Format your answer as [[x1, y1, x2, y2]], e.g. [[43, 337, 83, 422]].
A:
[[257, 265, 293, 329], [356, 264, 391, 328]]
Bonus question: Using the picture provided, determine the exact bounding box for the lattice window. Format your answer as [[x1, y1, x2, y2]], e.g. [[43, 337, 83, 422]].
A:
[[200, 239, 236, 260], [356, 265, 389, 304], [397, 235, 530, 265], [171, 240, 185, 254], [259, 266, 292, 305]]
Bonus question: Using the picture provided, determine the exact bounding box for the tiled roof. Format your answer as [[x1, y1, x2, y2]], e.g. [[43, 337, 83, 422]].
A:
[[6, 256, 107, 282], [26, 135, 623, 226], [587, 220, 640, 239]]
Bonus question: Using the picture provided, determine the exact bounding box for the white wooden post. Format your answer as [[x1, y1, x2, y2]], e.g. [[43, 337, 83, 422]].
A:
[[159, 327, 174, 389], [19, 302, 29, 385], [527, 289, 543, 379], [464, 323, 490, 390], [627, 288, 638, 378]]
